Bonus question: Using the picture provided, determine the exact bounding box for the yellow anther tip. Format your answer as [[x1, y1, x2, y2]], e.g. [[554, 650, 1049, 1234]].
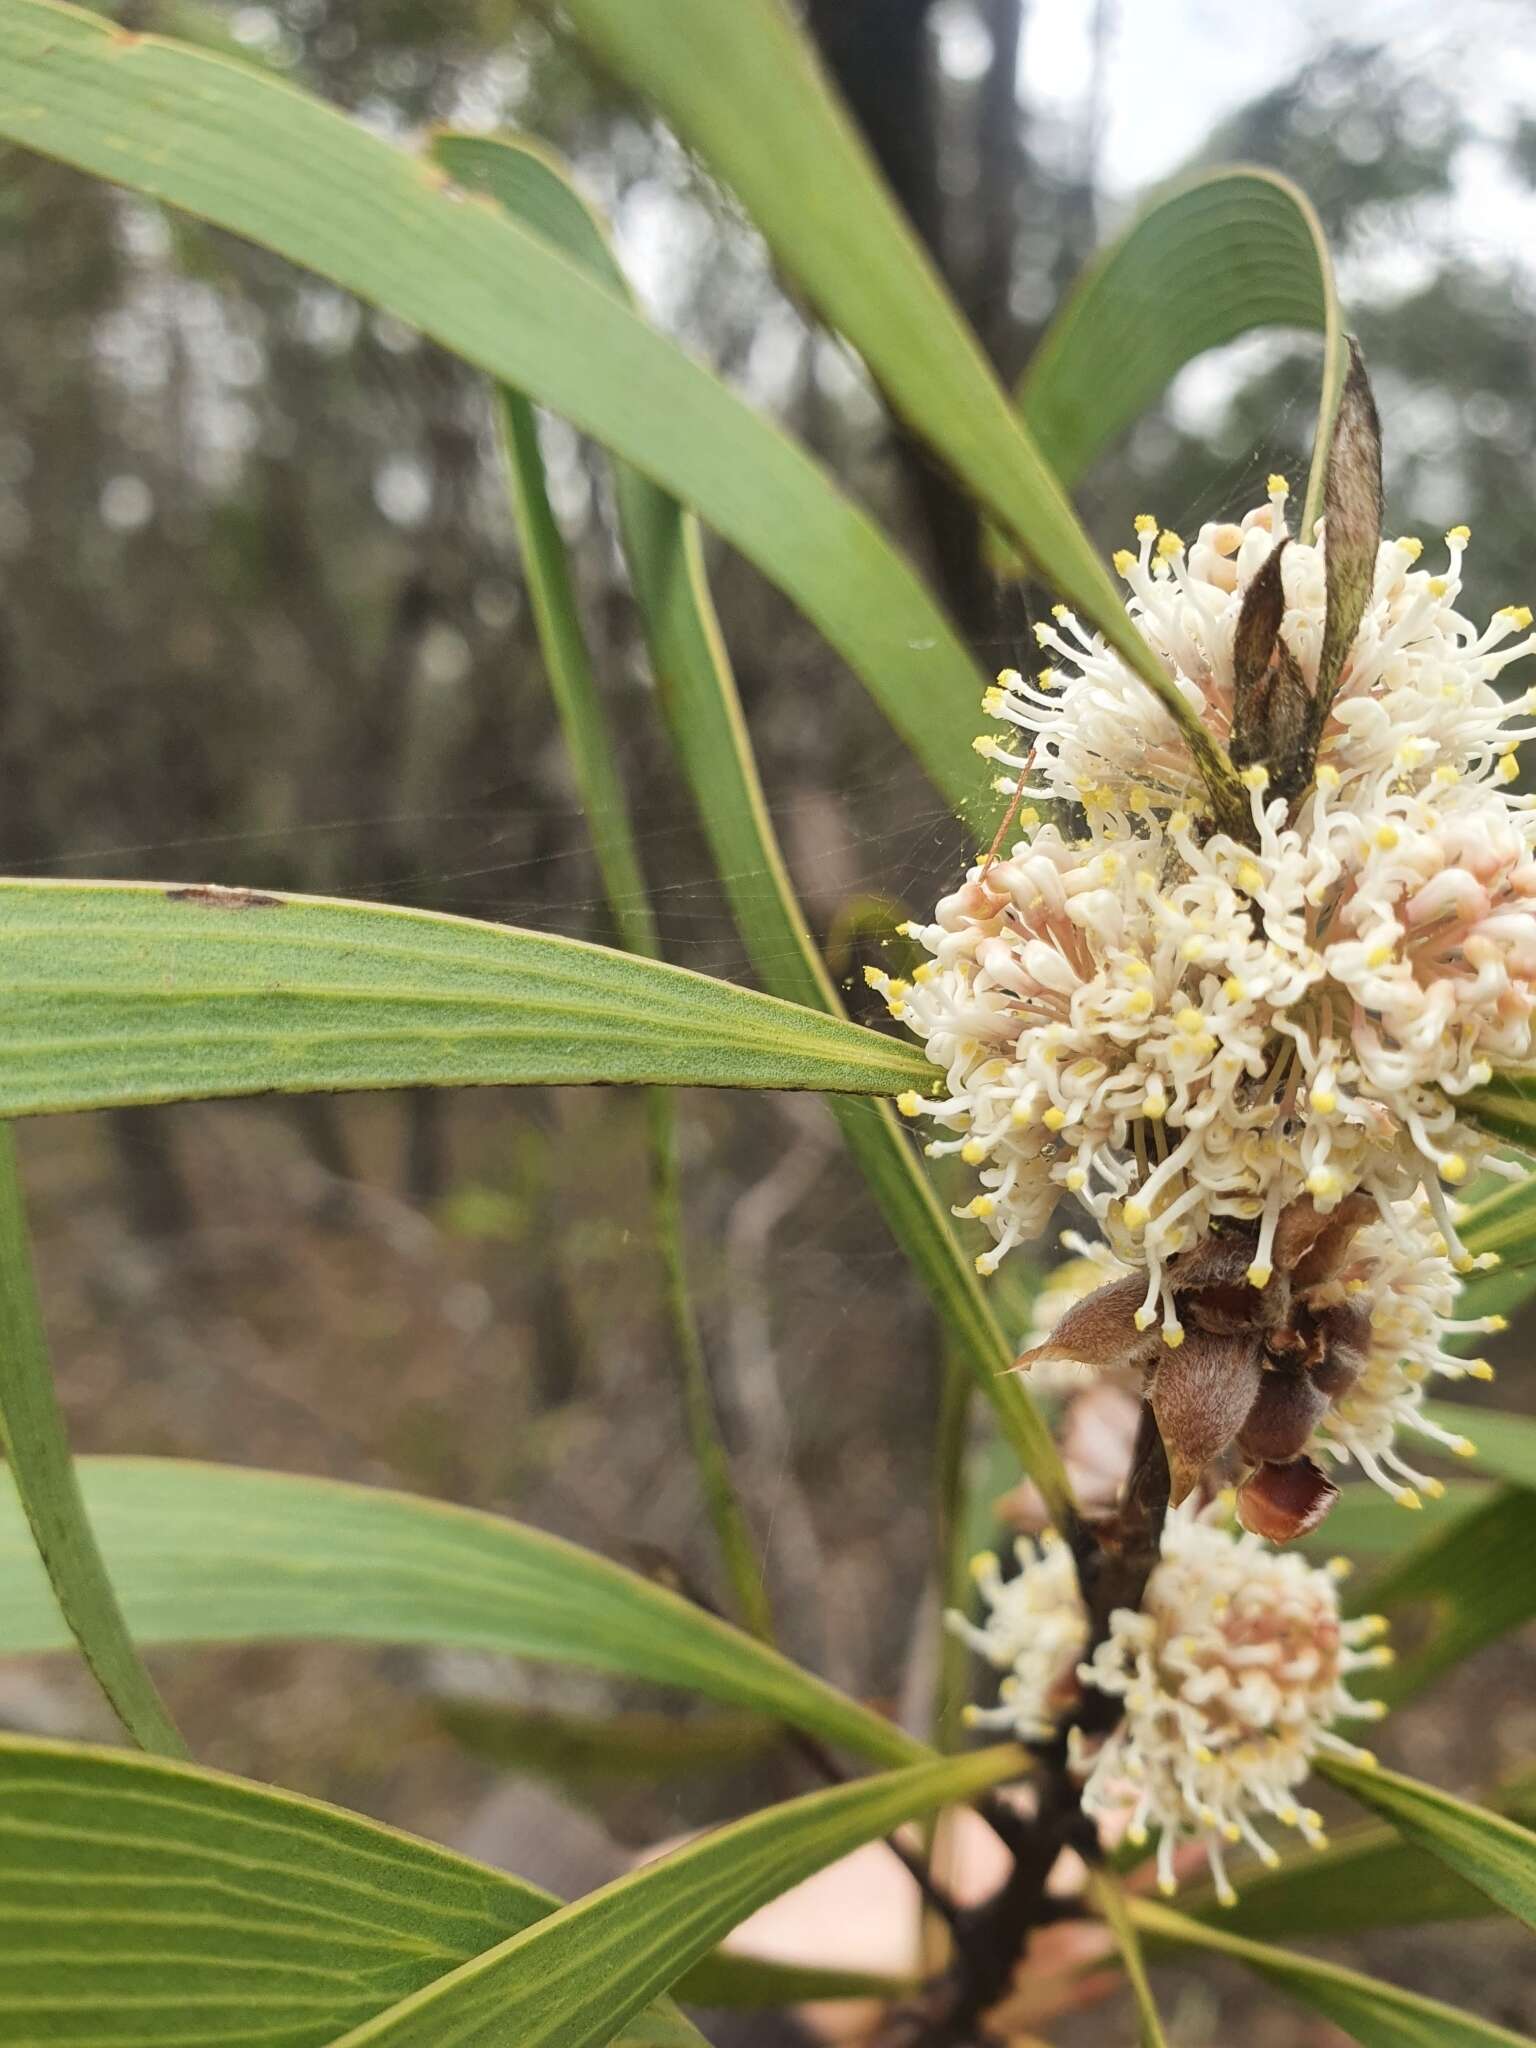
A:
[[1113, 548, 1136, 576], [1396, 1487, 1424, 1511], [1246, 1263, 1273, 1290], [896, 1091, 922, 1117], [1162, 1325, 1185, 1350], [961, 1139, 987, 1166], [1123, 1201, 1151, 1230], [1267, 473, 1289, 495], [1440, 1154, 1468, 1184]]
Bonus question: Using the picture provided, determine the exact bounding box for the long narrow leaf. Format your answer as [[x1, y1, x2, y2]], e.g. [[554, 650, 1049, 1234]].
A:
[[1358, 1486, 1536, 1705], [1132, 1898, 1531, 2047], [0, 880, 935, 1115], [1461, 1071, 1536, 1154], [1019, 165, 1345, 537], [498, 359, 770, 1639], [433, 132, 1070, 1515], [556, 0, 1241, 812], [0, 1731, 814, 2046], [1420, 1402, 1536, 1489], [0, 1458, 926, 1768], [1184, 1773, 1536, 1940], [325, 1746, 1022, 2048], [1321, 1758, 1536, 1932], [0, 1132, 184, 1756], [0, 0, 991, 809], [1089, 1872, 1169, 2048]]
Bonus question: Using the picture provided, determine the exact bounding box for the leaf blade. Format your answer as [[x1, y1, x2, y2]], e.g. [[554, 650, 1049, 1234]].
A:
[[1320, 1758, 1536, 1932], [0, 1131, 185, 1756], [1017, 165, 1343, 522], [555, 0, 1243, 813], [1131, 1898, 1532, 2047], [431, 130, 1070, 1516], [0, 0, 990, 809], [496, 343, 771, 1640], [0, 1457, 925, 1767], [0, 1732, 723, 2048], [0, 880, 935, 1116], [326, 1746, 1022, 2048]]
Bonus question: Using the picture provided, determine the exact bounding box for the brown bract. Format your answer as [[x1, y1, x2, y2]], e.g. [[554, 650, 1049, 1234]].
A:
[[1014, 1196, 1377, 1539]]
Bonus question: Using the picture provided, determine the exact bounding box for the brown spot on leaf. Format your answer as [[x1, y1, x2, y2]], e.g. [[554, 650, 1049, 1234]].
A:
[[166, 884, 283, 910]]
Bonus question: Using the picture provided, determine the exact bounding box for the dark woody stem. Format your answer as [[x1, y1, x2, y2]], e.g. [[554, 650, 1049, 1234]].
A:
[[880, 1402, 1172, 2046]]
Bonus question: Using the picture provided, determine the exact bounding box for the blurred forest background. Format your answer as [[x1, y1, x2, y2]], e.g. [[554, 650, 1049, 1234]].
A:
[[4, 2, 1536, 2041]]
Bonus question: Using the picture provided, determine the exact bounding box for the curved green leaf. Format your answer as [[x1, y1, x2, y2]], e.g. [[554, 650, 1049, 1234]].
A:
[[1019, 166, 1345, 536], [0, 880, 934, 1117], [1461, 1071, 1536, 1155], [1321, 1758, 1536, 1932], [1133, 1898, 1531, 2047], [555, 0, 1244, 819], [0, 1130, 184, 1756], [0, 1458, 926, 1768], [1454, 1174, 1536, 1270], [325, 1745, 1021, 2047], [1090, 1872, 1169, 2048], [430, 130, 1071, 1522], [1420, 1403, 1536, 1490], [0, 1731, 821, 2046], [1358, 1486, 1536, 1705], [1184, 1773, 1536, 1940], [495, 321, 770, 1641], [0, 0, 990, 810]]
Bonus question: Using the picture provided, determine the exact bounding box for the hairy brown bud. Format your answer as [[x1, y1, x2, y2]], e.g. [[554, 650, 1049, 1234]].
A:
[[1237, 1369, 1331, 1466], [1236, 1456, 1340, 1544], [1150, 1331, 1264, 1506]]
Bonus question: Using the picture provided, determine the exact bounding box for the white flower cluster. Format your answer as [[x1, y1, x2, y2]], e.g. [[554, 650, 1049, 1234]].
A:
[[1021, 1198, 1508, 1506], [878, 490, 1536, 1322], [951, 1505, 1391, 1901], [1306, 1195, 1505, 1499]]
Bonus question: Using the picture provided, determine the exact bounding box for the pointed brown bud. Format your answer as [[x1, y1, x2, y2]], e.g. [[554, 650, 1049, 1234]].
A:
[[1313, 337, 1384, 725], [1237, 1368, 1330, 1466], [1149, 1330, 1264, 1505], [1229, 539, 1310, 792], [1286, 1193, 1374, 1293], [1012, 1273, 1157, 1376], [1236, 1456, 1339, 1544]]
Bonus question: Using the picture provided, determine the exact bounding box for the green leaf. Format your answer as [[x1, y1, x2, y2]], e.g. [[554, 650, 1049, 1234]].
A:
[[436, 1702, 781, 1785], [0, 1458, 927, 1768], [1451, 1167, 1536, 1267], [431, 131, 1070, 1517], [1420, 1402, 1536, 1490], [0, 1129, 184, 1756], [1089, 1872, 1169, 2048], [1301, 1478, 1490, 1558], [325, 1745, 1021, 2047], [0, 1730, 814, 2046], [494, 315, 770, 1640], [1018, 165, 1344, 535], [1358, 1486, 1536, 1705], [1133, 1898, 1531, 2047], [1461, 1071, 1536, 1155], [0, 0, 991, 812], [554, 0, 1245, 824], [1183, 1772, 1536, 1940], [1321, 1758, 1536, 1932], [0, 880, 935, 1117]]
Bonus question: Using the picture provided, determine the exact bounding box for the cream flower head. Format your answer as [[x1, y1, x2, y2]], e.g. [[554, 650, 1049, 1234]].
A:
[[883, 498, 1536, 1308], [951, 1504, 1391, 1902]]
